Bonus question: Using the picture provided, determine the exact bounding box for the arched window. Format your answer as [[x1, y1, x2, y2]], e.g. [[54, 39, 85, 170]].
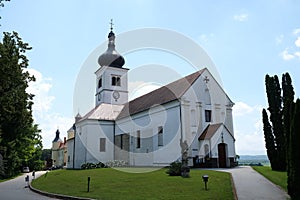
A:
[[98, 78, 102, 88], [112, 76, 121, 86], [112, 76, 116, 86], [191, 109, 196, 126], [204, 144, 209, 158]]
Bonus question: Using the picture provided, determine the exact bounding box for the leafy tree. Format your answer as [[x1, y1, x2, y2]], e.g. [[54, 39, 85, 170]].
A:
[[0, 32, 42, 177], [289, 99, 300, 199]]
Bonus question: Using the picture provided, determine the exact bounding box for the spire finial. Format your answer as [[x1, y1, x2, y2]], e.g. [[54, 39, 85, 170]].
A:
[[110, 19, 114, 31]]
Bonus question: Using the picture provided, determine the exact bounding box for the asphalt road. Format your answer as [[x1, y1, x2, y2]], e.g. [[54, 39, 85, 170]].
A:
[[0, 171, 56, 200], [218, 166, 290, 200]]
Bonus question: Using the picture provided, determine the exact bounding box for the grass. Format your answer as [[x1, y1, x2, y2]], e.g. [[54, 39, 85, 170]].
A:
[[252, 166, 287, 192], [32, 168, 234, 200]]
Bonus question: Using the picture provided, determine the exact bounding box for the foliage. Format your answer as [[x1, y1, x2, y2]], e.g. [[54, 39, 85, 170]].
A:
[[282, 73, 295, 196], [262, 109, 276, 167], [264, 75, 286, 171], [81, 162, 107, 169], [32, 168, 234, 200], [0, 32, 42, 178], [252, 166, 287, 192], [288, 99, 300, 199], [105, 160, 126, 167], [166, 161, 182, 176]]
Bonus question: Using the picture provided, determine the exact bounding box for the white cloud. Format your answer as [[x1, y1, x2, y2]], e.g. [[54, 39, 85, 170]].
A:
[[26, 68, 55, 117], [233, 13, 248, 22], [233, 102, 266, 155], [295, 37, 300, 47], [294, 51, 300, 58], [293, 28, 300, 35], [233, 102, 254, 116], [280, 49, 295, 60], [26, 68, 73, 149], [198, 33, 214, 42], [129, 81, 161, 100]]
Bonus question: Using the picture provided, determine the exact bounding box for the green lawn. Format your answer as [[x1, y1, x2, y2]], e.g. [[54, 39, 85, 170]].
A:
[[32, 168, 234, 200], [252, 166, 287, 192]]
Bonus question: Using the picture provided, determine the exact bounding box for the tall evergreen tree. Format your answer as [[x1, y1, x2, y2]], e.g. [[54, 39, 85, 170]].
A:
[[265, 75, 286, 171], [282, 73, 295, 193], [262, 109, 277, 168], [0, 32, 42, 177], [289, 99, 300, 199]]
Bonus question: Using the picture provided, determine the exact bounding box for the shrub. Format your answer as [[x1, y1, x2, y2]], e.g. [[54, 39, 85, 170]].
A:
[[81, 163, 96, 170], [166, 161, 182, 176], [96, 161, 106, 168], [105, 160, 126, 168]]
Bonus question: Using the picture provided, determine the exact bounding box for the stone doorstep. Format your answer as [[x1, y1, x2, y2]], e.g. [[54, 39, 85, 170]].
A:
[[29, 183, 95, 200]]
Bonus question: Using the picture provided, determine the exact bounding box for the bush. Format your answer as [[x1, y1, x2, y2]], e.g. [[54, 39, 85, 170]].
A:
[[96, 161, 106, 168], [166, 161, 182, 176], [105, 160, 126, 168], [81, 163, 96, 170]]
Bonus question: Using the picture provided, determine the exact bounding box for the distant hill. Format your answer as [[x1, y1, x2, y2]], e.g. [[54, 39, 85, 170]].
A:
[[238, 155, 270, 166]]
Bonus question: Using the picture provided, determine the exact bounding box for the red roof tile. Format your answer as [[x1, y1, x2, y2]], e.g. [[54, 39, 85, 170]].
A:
[[117, 69, 205, 119], [198, 123, 223, 140]]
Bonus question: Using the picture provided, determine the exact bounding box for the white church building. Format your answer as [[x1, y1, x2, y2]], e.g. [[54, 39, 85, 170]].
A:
[[66, 27, 236, 169]]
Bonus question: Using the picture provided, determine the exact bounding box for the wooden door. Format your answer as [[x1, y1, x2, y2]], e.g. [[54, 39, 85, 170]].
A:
[[218, 143, 227, 168]]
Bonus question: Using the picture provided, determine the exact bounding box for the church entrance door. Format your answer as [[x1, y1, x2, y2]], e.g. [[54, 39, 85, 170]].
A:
[[218, 143, 227, 168]]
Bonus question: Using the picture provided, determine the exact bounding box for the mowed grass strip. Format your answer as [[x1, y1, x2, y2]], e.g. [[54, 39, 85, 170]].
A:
[[32, 168, 234, 200], [252, 166, 287, 192]]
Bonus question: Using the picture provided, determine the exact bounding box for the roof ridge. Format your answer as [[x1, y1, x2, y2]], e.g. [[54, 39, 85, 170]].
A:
[[117, 69, 206, 119]]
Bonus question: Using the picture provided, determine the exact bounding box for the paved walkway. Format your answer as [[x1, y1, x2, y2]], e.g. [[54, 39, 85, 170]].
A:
[[0, 171, 57, 200], [218, 166, 290, 200]]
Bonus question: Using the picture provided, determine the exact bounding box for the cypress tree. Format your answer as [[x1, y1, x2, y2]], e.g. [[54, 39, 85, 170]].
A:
[[282, 73, 295, 194], [265, 75, 286, 171], [262, 109, 277, 168], [289, 99, 300, 199]]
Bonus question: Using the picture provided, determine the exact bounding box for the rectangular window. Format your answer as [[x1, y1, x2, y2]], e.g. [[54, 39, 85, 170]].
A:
[[100, 138, 106, 152], [67, 155, 70, 163], [120, 134, 123, 149], [158, 126, 163, 146], [136, 130, 141, 149], [205, 110, 212, 122]]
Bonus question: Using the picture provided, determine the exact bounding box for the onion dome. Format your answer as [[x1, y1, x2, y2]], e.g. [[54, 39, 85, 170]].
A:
[[98, 22, 125, 68], [52, 129, 62, 143]]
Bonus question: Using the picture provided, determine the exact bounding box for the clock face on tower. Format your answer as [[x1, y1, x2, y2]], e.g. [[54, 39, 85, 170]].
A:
[[112, 91, 120, 101]]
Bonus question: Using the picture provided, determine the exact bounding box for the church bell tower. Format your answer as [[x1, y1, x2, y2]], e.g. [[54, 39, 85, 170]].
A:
[[95, 20, 129, 106]]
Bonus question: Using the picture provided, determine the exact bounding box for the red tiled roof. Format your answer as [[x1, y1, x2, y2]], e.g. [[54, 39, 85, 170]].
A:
[[117, 69, 205, 119], [198, 123, 223, 140]]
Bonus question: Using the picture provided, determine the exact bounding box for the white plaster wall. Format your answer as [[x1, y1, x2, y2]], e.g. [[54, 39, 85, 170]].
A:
[[115, 101, 182, 166], [181, 69, 235, 161], [66, 139, 74, 169], [73, 119, 114, 168], [95, 66, 129, 106]]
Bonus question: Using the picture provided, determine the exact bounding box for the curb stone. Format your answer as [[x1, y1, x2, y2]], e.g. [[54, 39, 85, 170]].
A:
[[29, 183, 96, 200]]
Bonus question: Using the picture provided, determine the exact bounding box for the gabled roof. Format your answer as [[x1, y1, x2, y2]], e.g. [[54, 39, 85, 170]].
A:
[[198, 123, 223, 140], [78, 103, 124, 122], [198, 123, 236, 141], [117, 69, 206, 119]]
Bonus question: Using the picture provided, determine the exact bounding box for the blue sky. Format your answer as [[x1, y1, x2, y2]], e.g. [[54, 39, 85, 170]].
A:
[[1, 0, 299, 154]]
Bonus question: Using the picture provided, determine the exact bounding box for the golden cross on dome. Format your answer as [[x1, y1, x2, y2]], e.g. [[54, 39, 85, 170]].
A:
[[110, 19, 114, 31]]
